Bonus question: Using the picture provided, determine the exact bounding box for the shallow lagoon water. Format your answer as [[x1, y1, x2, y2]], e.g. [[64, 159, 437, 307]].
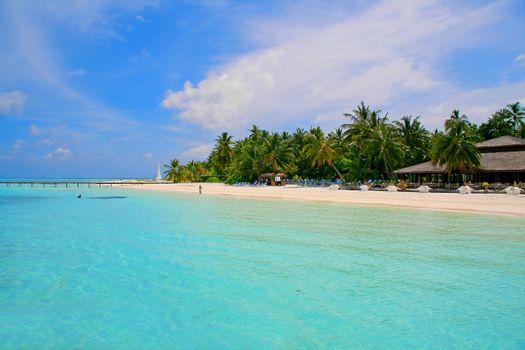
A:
[[0, 186, 524, 349]]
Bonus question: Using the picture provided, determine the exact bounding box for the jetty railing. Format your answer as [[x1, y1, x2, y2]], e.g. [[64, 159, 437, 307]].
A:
[[0, 181, 166, 188]]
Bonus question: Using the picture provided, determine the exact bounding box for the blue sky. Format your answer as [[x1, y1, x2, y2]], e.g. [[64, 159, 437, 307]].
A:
[[1, 0, 524, 178]]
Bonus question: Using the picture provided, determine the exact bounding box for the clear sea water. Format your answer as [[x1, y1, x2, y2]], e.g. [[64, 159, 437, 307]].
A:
[[0, 185, 524, 349]]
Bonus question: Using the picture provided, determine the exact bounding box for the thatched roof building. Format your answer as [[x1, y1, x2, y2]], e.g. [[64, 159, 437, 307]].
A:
[[260, 172, 287, 186], [394, 136, 525, 185]]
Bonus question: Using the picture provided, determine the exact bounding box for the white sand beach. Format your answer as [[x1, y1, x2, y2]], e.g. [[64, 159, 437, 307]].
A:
[[129, 183, 525, 217]]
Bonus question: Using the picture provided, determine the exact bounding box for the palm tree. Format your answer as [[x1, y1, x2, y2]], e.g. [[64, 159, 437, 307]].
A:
[[249, 125, 262, 142], [431, 110, 481, 185], [505, 102, 525, 137], [214, 132, 234, 172], [303, 129, 344, 180], [478, 109, 514, 140], [163, 158, 180, 182], [264, 133, 294, 173], [394, 115, 430, 165], [365, 123, 406, 178], [342, 102, 388, 140]]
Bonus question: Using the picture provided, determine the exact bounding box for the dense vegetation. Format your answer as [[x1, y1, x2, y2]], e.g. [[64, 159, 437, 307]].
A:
[[163, 102, 524, 183]]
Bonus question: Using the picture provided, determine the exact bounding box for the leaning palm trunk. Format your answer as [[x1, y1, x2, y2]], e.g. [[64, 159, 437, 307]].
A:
[[328, 161, 344, 181]]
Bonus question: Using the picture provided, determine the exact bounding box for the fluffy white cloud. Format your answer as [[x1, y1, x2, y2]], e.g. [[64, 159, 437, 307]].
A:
[[44, 147, 72, 161], [515, 53, 525, 62], [162, 1, 505, 131], [143, 152, 153, 159], [0, 91, 27, 115], [181, 143, 214, 161]]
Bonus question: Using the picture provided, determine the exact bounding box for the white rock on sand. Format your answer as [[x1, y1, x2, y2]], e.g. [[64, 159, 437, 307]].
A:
[[417, 185, 431, 193], [386, 185, 399, 192], [503, 186, 523, 196], [457, 185, 473, 194]]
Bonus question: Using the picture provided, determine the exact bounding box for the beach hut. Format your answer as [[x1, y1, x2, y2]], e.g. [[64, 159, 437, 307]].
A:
[[260, 173, 287, 186], [393, 136, 525, 188]]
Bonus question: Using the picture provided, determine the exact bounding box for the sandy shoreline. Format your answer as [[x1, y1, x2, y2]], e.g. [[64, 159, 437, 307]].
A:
[[122, 183, 525, 217]]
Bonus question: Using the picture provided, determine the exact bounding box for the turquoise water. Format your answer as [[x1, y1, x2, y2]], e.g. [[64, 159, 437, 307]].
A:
[[1, 186, 524, 349]]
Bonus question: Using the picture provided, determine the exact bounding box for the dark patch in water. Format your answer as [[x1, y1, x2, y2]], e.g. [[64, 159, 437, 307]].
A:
[[88, 196, 127, 200], [0, 195, 53, 205]]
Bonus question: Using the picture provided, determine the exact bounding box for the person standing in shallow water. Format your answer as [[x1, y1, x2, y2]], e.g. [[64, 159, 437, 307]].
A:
[[199, 185, 202, 195]]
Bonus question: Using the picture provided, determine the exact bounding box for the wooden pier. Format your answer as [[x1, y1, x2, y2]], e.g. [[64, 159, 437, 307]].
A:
[[0, 181, 157, 188]]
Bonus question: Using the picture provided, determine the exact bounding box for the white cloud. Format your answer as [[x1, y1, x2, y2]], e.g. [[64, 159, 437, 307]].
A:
[[420, 81, 525, 127], [162, 1, 507, 131], [30, 125, 40, 135], [0, 91, 27, 115], [135, 15, 145, 22], [181, 144, 214, 161], [38, 1, 158, 38], [0, 139, 25, 160], [515, 53, 525, 62], [132, 48, 151, 63], [12, 139, 25, 151], [0, 1, 144, 133], [39, 138, 56, 145], [44, 147, 72, 161], [143, 152, 153, 159], [162, 125, 181, 133]]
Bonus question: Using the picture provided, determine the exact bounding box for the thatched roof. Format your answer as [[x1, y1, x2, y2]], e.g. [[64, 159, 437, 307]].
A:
[[260, 172, 286, 178], [394, 151, 525, 174], [394, 136, 525, 175], [393, 161, 445, 174], [476, 136, 525, 152], [479, 151, 525, 172]]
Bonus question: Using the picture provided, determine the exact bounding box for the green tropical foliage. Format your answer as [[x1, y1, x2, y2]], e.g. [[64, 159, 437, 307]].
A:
[[431, 110, 481, 174], [303, 129, 344, 180], [478, 102, 524, 139], [163, 158, 180, 182], [163, 102, 523, 183]]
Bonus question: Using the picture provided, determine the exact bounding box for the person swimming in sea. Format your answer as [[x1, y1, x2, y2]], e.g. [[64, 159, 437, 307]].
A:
[[77, 194, 82, 199]]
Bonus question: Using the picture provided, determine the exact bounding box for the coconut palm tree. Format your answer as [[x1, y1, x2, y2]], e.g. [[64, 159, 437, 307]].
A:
[[303, 129, 344, 180], [249, 125, 262, 142], [365, 123, 406, 178], [505, 102, 525, 137], [214, 132, 234, 172], [394, 115, 431, 165], [264, 133, 294, 173], [478, 109, 514, 140], [342, 102, 388, 141], [163, 158, 180, 182], [431, 110, 481, 184]]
